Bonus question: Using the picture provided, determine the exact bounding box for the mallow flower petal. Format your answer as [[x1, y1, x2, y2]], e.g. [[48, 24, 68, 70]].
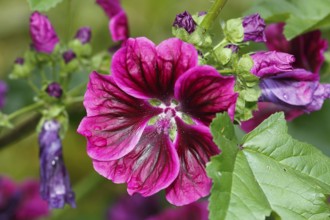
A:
[[109, 11, 129, 42], [77, 72, 161, 161], [93, 125, 180, 197], [112, 38, 198, 103], [175, 66, 238, 125], [165, 118, 219, 206]]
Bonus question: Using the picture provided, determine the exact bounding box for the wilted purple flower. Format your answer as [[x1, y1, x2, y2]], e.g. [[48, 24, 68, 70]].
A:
[[173, 11, 196, 34], [96, 0, 129, 42], [250, 51, 295, 77], [265, 23, 328, 74], [107, 194, 161, 220], [46, 82, 63, 98], [62, 50, 76, 64], [0, 81, 7, 109], [78, 37, 237, 206], [242, 13, 266, 42], [0, 176, 49, 220], [38, 120, 76, 208], [30, 12, 59, 54], [14, 58, 24, 65], [75, 27, 91, 44], [241, 52, 330, 132]]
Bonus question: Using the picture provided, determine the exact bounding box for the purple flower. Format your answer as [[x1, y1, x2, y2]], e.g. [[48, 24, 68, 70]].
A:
[[0, 81, 7, 109], [148, 201, 208, 220], [46, 82, 63, 98], [77, 37, 238, 206], [62, 50, 76, 64], [30, 12, 59, 54], [96, 0, 129, 42], [241, 53, 330, 132], [0, 176, 49, 220], [242, 13, 266, 42], [250, 51, 295, 77], [39, 120, 76, 208], [107, 194, 161, 220], [265, 23, 328, 74], [75, 27, 91, 44], [14, 58, 24, 65], [173, 11, 196, 34]]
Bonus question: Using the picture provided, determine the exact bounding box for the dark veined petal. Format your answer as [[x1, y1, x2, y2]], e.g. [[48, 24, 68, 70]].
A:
[[93, 125, 180, 197], [165, 118, 219, 206], [77, 72, 161, 161], [112, 38, 198, 103], [175, 66, 238, 125], [109, 11, 129, 42], [266, 23, 328, 74]]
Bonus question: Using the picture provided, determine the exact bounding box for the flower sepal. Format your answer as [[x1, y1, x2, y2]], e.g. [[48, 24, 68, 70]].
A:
[[172, 25, 212, 50], [68, 39, 92, 58], [0, 112, 13, 129], [223, 17, 244, 43]]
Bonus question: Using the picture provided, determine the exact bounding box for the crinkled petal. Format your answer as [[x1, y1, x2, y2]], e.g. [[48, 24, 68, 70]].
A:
[[93, 125, 180, 196], [266, 23, 328, 74], [77, 72, 161, 160], [109, 11, 129, 42], [112, 38, 198, 103], [251, 51, 295, 77], [165, 118, 219, 206], [175, 66, 238, 125]]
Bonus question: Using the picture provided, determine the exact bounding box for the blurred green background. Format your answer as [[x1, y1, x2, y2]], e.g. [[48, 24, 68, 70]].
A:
[[0, 0, 329, 219]]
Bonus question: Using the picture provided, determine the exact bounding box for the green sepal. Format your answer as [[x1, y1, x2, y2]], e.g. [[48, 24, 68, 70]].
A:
[[214, 47, 232, 66], [69, 40, 92, 58], [172, 26, 212, 50], [223, 18, 244, 43], [0, 112, 13, 129]]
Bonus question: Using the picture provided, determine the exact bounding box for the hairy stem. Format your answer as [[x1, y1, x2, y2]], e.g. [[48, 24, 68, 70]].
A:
[[200, 0, 229, 30]]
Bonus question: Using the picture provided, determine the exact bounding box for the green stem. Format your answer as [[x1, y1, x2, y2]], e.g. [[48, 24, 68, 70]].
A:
[[7, 102, 44, 122], [200, 0, 229, 31]]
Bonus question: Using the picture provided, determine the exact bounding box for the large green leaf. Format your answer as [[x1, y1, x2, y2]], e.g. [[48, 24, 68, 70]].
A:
[[27, 0, 64, 11], [246, 0, 330, 40], [207, 112, 330, 220]]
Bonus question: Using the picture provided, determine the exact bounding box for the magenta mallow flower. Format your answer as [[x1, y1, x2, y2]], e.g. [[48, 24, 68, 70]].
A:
[[39, 120, 76, 208], [242, 13, 266, 42], [96, 0, 129, 42], [265, 23, 328, 74], [30, 12, 59, 54], [0, 176, 49, 220], [62, 50, 76, 64], [241, 52, 330, 132], [173, 11, 197, 34], [0, 80, 7, 109], [107, 194, 161, 220], [78, 37, 237, 206], [46, 82, 63, 98], [75, 27, 92, 44]]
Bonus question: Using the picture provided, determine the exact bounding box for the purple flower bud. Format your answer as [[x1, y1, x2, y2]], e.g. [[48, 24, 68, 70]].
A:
[[75, 27, 92, 44], [225, 44, 239, 53], [46, 82, 63, 98], [38, 120, 76, 209], [0, 81, 7, 109], [173, 11, 196, 34], [242, 13, 266, 42], [14, 57, 24, 65], [62, 50, 76, 64], [30, 12, 59, 54], [198, 11, 207, 16], [251, 51, 295, 77]]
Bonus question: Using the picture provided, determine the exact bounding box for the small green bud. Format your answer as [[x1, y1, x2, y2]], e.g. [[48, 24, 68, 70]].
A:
[[237, 54, 254, 72], [223, 18, 244, 43], [69, 39, 92, 57], [215, 47, 232, 65]]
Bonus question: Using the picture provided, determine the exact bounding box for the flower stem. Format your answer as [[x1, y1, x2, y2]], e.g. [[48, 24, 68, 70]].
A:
[[7, 102, 44, 122], [200, 0, 229, 31]]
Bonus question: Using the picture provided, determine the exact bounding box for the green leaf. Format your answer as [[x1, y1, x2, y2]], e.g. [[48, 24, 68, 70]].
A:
[[27, 0, 64, 11], [207, 112, 330, 220], [246, 0, 330, 40]]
